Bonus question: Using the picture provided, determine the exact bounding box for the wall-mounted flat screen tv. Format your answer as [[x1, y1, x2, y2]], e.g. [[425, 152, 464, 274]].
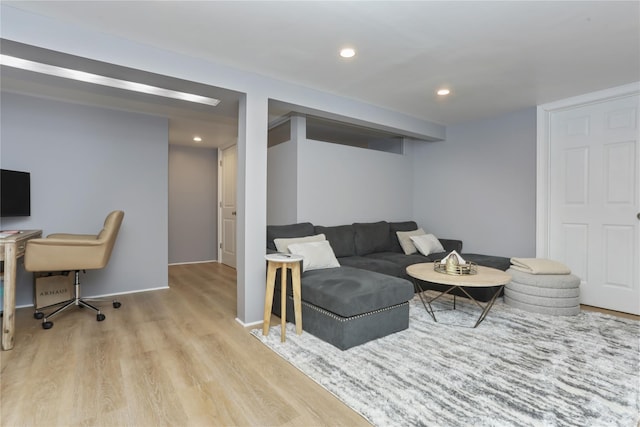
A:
[[1, 169, 31, 217]]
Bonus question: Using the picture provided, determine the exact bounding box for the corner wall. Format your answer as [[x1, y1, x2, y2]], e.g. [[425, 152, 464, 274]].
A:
[[297, 139, 414, 225], [267, 140, 298, 225], [412, 107, 537, 257], [168, 145, 218, 264], [267, 116, 415, 228], [1, 92, 169, 306]]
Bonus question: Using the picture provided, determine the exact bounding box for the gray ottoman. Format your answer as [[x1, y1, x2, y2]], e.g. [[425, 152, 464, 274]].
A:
[[504, 268, 581, 316], [272, 266, 415, 350]]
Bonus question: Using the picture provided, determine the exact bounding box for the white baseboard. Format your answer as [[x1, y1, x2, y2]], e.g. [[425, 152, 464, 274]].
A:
[[92, 286, 170, 299], [236, 317, 263, 328], [168, 260, 218, 266], [15, 285, 170, 309]]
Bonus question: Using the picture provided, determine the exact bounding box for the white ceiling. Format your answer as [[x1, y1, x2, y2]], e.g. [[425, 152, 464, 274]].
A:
[[1, 1, 639, 147]]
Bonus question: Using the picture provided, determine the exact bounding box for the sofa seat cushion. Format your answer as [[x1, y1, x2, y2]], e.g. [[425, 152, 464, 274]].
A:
[[462, 253, 511, 271], [365, 252, 429, 271], [424, 251, 449, 262], [300, 266, 414, 317], [338, 256, 403, 277], [314, 224, 356, 258]]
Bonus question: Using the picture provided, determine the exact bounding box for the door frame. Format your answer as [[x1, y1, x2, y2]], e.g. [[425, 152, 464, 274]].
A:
[[536, 82, 639, 258]]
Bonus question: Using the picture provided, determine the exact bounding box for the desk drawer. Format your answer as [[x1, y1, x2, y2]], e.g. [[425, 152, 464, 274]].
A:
[[14, 242, 27, 258]]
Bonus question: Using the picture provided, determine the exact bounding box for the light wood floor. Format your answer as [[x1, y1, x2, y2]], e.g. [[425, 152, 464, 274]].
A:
[[580, 304, 639, 321], [2, 263, 637, 427], [0, 263, 369, 427]]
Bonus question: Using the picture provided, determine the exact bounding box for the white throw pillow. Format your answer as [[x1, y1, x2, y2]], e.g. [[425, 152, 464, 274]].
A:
[[274, 233, 326, 253], [396, 228, 426, 255], [410, 234, 445, 256], [288, 240, 340, 272]]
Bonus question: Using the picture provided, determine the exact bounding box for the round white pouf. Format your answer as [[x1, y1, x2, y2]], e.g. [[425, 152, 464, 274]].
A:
[[504, 268, 581, 316]]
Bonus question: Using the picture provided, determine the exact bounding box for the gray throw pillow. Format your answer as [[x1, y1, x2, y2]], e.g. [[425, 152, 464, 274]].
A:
[[389, 221, 418, 253]]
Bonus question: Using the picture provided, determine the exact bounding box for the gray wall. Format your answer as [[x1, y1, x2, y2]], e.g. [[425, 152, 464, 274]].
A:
[[297, 139, 414, 225], [411, 107, 537, 257], [265, 108, 537, 259], [1, 92, 169, 306], [267, 140, 298, 225], [168, 145, 218, 264], [267, 134, 414, 227]]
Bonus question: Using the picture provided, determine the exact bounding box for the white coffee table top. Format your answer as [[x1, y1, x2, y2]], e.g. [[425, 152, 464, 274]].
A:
[[406, 262, 511, 287], [265, 253, 304, 263]]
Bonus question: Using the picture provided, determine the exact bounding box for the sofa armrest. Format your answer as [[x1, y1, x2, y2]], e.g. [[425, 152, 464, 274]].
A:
[[438, 239, 462, 253]]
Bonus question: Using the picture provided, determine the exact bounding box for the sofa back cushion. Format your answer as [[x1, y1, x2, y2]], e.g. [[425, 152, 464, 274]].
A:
[[389, 221, 418, 253], [353, 221, 391, 255], [266, 222, 315, 250], [314, 225, 356, 258]]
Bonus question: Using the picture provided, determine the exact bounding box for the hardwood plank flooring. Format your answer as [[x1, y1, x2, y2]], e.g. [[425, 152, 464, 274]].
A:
[[580, 304, 639, 321], [2, 263, 637, 426], [0, 263, 369, 427]]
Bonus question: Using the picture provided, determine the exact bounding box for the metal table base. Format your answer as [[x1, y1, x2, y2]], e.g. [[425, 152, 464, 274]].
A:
[[413, 280, 504, 328]]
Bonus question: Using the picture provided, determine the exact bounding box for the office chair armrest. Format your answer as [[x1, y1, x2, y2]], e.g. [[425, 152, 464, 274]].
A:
[[47, 233, 98, 240], [27, 237, 103, 247], [25, 237, 111, 271]]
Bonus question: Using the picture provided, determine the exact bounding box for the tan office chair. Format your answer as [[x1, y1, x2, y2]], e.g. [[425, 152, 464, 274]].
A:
[[24, 210, 124, 329]]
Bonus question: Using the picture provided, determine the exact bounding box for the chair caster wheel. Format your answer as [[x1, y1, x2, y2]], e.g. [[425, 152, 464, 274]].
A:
[[34, 312, 44, 320], [97, 313, 106, 322], [113, 301, 121, 309], [42, 321, 53, 329]]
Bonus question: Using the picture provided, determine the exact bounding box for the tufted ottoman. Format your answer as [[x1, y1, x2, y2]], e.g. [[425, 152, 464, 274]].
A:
[[504, 268, 581, 316], [271, 266, 414, 350]]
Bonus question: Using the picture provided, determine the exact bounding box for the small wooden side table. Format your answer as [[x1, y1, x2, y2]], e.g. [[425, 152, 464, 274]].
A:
[[263, 253, 304, 342]]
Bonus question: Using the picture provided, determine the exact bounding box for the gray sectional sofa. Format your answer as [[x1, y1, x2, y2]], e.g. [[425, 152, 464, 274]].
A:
[[266, 220, 510, 350]]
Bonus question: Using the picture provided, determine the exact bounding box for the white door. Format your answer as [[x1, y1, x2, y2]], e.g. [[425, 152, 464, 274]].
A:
[[219, 145, 237, 268], [547, 93, 639, 314]]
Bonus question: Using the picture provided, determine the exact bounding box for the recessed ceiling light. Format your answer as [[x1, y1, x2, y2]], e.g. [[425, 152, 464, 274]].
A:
[[340, 48, 356, 58], [437, 89, 451, 96], [0, 55, 221, 107], [193, 136, 202, 142]]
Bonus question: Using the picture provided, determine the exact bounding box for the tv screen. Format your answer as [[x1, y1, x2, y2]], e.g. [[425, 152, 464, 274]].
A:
[[1, 169, 31, 217]]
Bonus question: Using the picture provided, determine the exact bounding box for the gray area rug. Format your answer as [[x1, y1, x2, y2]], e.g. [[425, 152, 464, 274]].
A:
[[251, 293, 640, 427]]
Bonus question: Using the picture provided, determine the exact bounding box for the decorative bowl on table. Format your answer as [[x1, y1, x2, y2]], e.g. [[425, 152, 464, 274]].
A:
[[433, 262, 478, 275], [434, 251, 477, 275]]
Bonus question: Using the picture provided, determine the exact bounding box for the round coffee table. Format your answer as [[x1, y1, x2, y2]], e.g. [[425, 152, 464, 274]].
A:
[[406, 262, 511, 327]]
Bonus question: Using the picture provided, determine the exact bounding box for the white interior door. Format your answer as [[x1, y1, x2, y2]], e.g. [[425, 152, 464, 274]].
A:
[[219, 145, 237, 268], [547, 93, 639, 314]]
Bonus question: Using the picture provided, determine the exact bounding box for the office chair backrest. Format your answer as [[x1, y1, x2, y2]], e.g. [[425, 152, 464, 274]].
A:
[[96, 210, 125, 267]]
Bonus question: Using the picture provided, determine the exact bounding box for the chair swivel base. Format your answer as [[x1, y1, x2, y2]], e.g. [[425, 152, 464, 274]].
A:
[[35, 298, 122, 329], [34, 271, 122, 329]]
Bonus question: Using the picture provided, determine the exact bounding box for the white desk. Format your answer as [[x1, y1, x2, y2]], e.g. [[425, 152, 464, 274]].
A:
[[1, 230, 42, 350]]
